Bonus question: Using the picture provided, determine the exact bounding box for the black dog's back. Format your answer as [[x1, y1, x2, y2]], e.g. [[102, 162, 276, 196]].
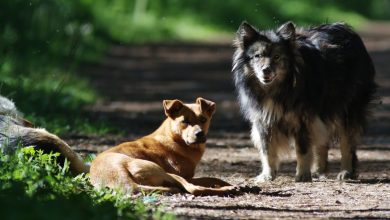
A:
[[296, 23, 376, 128]]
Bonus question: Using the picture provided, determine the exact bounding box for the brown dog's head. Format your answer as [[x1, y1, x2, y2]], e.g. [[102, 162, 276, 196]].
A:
[[163, 97, 216, 146]]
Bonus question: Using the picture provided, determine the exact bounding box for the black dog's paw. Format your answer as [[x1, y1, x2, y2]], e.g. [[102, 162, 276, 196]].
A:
[[295, 172, 312, 182], [337, 170, 357, 181], [312, 172, 327, 181]]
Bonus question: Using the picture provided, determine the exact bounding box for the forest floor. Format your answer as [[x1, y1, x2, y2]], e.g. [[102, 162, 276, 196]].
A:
[[69, 22, 390, 219]]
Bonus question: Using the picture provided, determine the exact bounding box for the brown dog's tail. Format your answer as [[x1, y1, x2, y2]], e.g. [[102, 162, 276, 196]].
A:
[[0, 115, 89, 174]]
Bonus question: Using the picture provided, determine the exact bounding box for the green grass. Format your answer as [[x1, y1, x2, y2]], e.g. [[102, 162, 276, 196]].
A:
[[0, 146, 175, 220]]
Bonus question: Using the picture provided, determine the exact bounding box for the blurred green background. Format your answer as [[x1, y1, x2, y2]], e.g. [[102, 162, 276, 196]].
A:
[[1, 0, 389, 134]]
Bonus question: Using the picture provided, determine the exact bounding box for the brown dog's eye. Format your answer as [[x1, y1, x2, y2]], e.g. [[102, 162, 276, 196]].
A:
[[199, 117, 207, 123]]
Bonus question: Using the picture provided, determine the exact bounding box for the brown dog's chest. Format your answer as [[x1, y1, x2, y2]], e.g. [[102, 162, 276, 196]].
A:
[[162, 152, 197, 179]]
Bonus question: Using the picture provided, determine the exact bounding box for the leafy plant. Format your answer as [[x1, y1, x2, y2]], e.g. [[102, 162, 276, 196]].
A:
[[0, 146, 175, 220]]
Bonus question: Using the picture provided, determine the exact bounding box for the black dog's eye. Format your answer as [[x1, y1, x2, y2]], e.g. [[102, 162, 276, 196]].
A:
[[199, 117, 207, 123], [273, 55, 280, 60]]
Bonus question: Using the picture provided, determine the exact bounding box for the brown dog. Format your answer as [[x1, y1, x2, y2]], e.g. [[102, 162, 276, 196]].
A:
[[89, 97, 236, 196]]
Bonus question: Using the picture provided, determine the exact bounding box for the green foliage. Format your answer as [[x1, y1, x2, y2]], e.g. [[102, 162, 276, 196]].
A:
[[0, 0, 101, 64], [83, 0, 390, 43], [0, 147, 79, 197], [0, 147, 175, 220], [0, 0, 111, 134], [84, 0, 228, 43], [0, 67, 115, 134], [1, 68, 94, 113]]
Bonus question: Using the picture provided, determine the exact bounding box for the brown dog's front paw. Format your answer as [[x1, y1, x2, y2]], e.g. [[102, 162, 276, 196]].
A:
[[217, 185, 240, 195], [237, 185, 262, 194], [223, 185, 239, 191]]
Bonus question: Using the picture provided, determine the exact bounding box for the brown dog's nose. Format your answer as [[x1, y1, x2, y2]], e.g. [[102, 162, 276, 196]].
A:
[[195, 131, 205, 139]]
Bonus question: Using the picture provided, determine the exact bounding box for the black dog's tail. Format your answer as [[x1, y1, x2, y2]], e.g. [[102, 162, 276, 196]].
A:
[[0, 115, 89, 175]]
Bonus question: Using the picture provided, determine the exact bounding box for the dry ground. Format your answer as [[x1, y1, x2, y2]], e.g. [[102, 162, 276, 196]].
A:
[[70, 22, 390, 219]]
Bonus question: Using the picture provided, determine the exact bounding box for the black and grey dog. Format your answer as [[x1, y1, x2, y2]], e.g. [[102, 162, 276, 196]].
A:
[[232, 21, 377, 182], [0, 96, 88, 174]]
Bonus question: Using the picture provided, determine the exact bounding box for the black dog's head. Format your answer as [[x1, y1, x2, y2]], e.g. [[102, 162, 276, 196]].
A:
[[233, 21, 297, 86]]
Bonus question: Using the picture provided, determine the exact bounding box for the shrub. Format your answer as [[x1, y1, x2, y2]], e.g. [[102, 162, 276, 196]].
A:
[[0, 147, 174, 220]]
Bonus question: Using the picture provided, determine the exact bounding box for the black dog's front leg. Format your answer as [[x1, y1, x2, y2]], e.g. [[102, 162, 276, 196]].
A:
[[295, 126, 313, 182], [251, 122, 281, 182]]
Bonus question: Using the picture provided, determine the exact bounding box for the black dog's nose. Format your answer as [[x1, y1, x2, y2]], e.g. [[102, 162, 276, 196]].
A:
[[262, 67, 272, 76], [195, 131, 205, 139]]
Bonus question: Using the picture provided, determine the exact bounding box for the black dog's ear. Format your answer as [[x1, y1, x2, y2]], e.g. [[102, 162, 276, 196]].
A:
[[277, 21, 296, 41], [236, 21, 260, 48], [196, 97, 216, 117], [163, 99, 184, 118]]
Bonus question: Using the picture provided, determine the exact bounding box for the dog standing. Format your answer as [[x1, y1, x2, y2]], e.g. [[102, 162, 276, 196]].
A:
[[232, 21, 377, 182], [90, 98, 236, 195]]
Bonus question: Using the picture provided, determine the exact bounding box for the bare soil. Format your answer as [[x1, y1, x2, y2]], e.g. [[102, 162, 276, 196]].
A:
[[70, 22, 390, 219]]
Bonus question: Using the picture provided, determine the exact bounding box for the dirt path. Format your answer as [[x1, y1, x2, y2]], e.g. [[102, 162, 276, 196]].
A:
[[72, 23, 390, 219]]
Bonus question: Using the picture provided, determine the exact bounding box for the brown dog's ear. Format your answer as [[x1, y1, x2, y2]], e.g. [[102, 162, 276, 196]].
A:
[[196, 97, 216, 117], [163, 99, 184, 118]]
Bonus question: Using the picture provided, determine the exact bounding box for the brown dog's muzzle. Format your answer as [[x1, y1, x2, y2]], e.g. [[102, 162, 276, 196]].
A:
[[195, 131, 207, 144]]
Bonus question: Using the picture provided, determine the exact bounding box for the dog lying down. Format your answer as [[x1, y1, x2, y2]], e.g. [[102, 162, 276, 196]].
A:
[[0, 95, 239, 196], [90, 98, 239, 196]]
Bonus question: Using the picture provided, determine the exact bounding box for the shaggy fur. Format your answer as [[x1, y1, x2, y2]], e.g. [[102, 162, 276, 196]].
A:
[[0, 96, 89, 174], [232, 21, 377, 182]]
